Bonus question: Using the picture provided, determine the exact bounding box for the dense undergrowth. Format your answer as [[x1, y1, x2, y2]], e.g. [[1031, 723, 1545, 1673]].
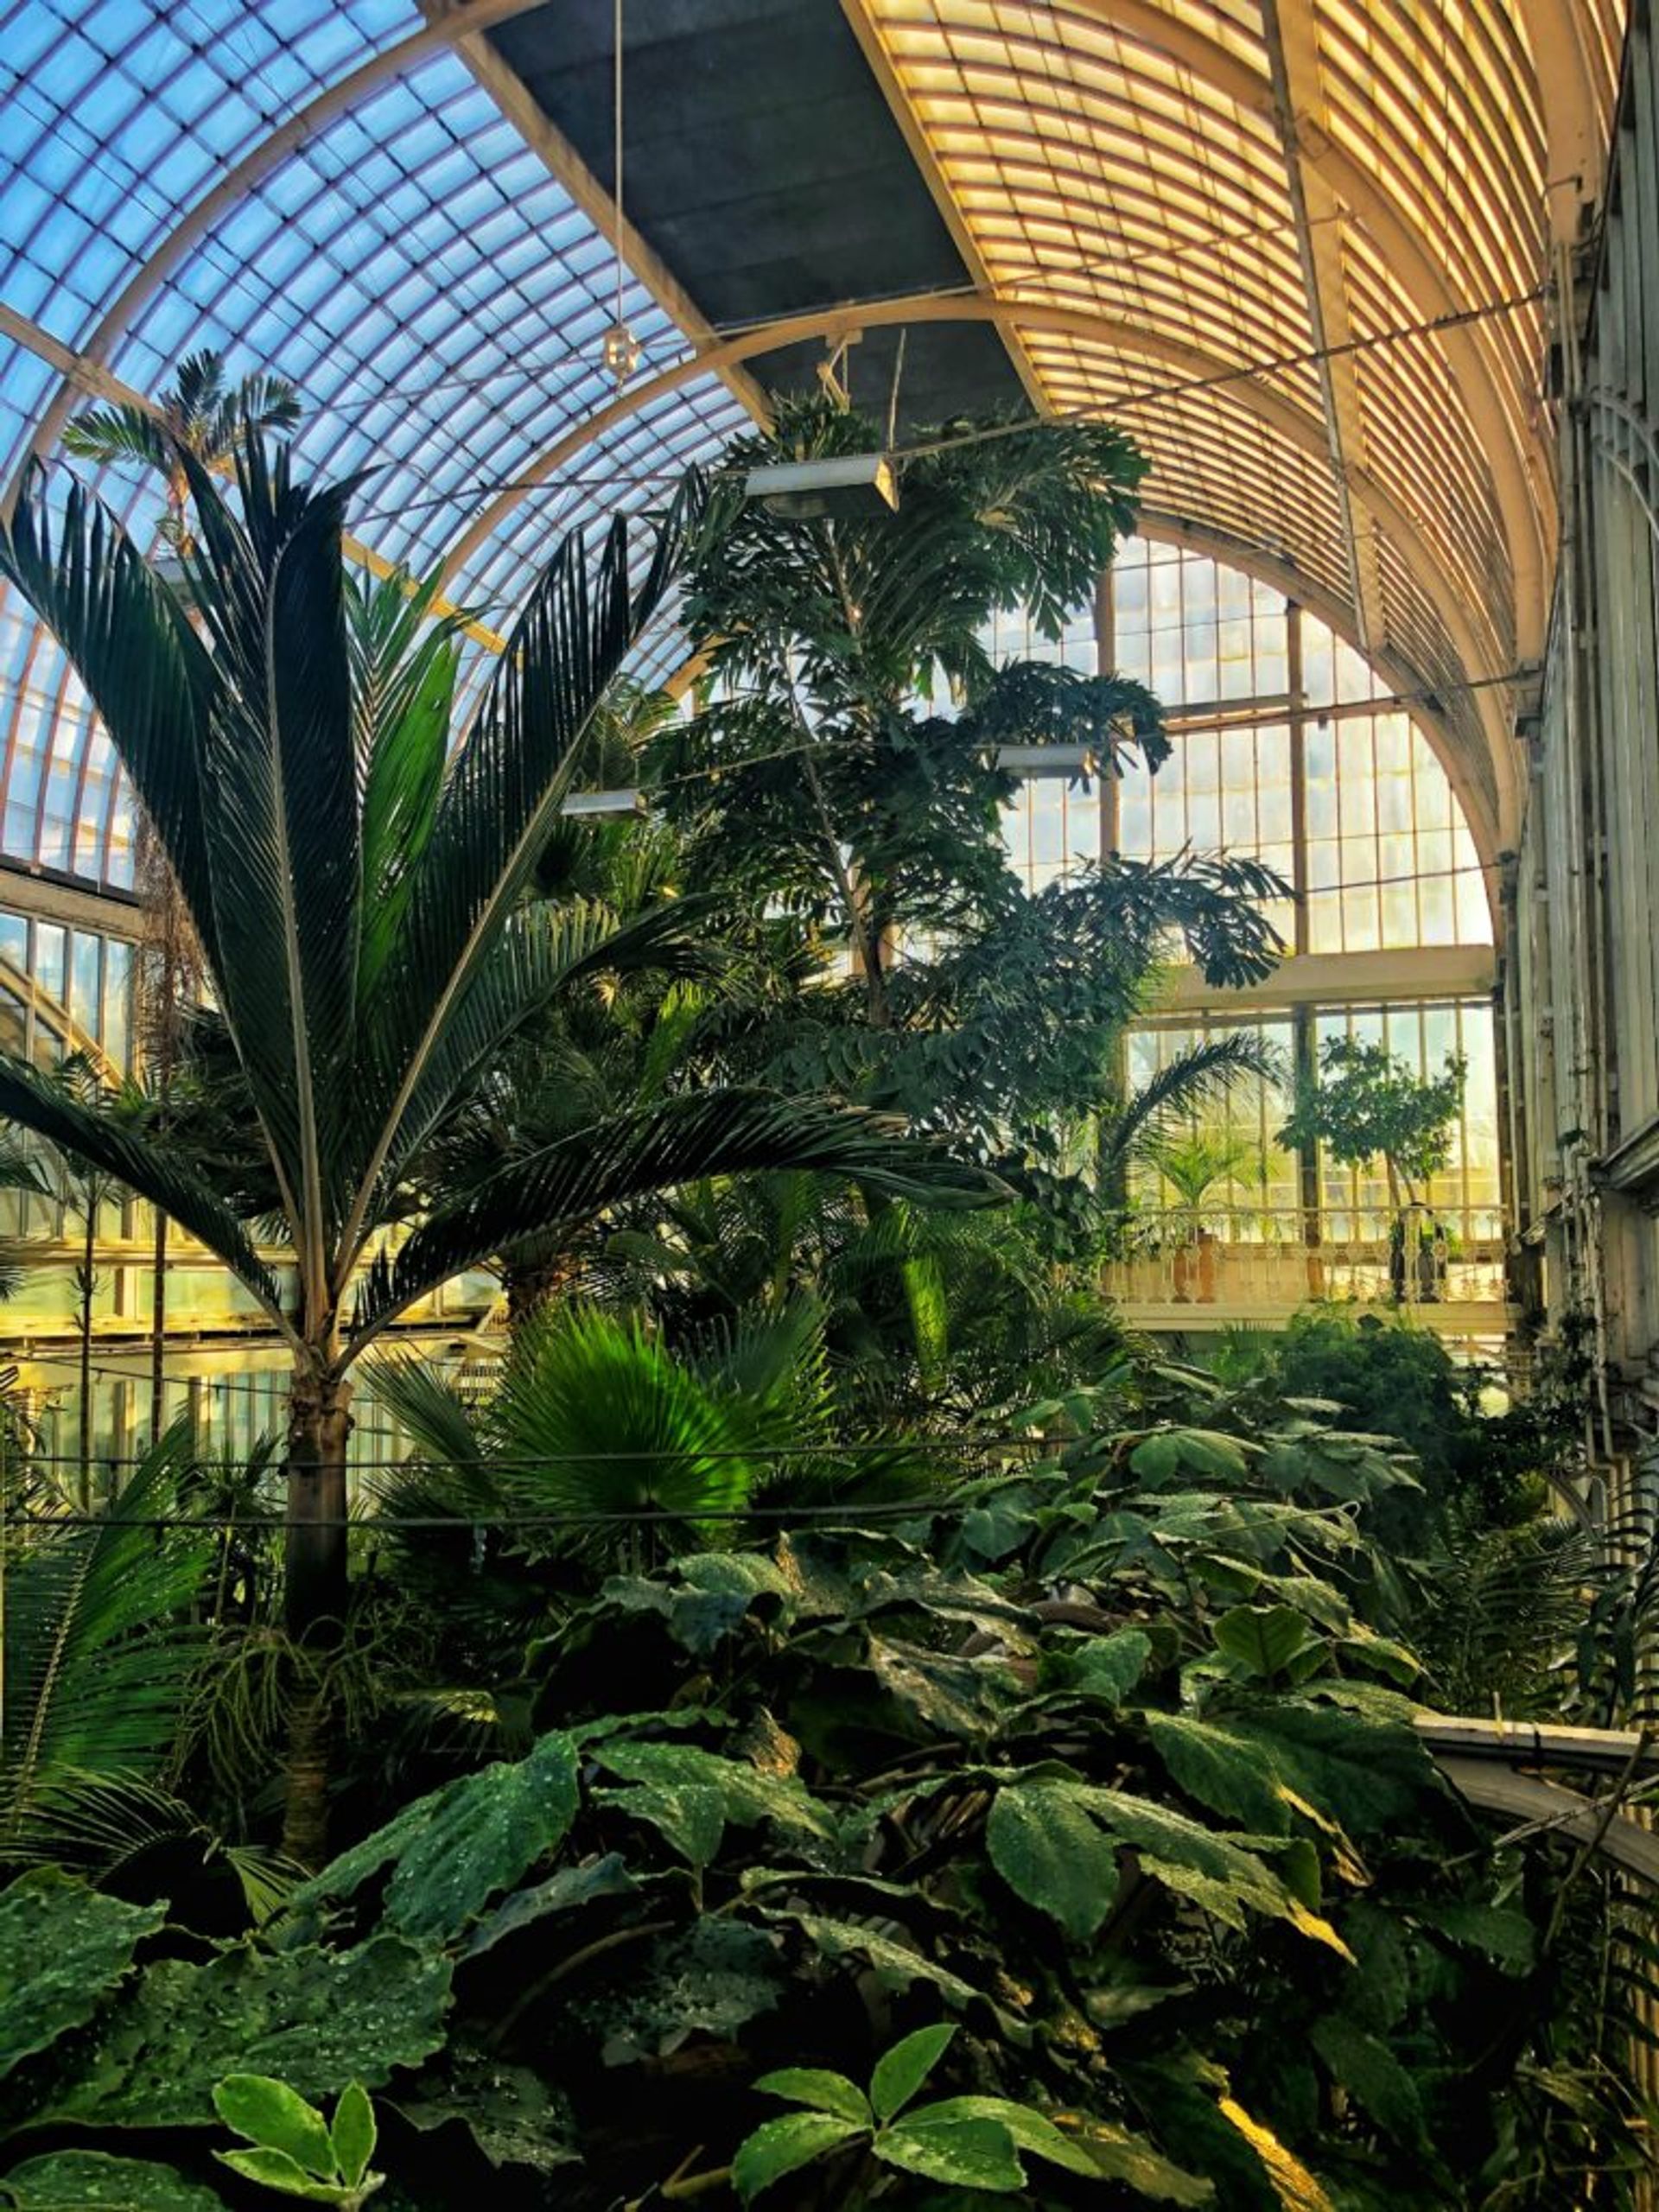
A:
[[2, 1347, 1653, 2210]]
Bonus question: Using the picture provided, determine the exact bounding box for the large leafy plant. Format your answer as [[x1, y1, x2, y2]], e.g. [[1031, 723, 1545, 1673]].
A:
[[654, 395, 1287, 1189], [2, 1371, 1642, 2209], [0, 434, 995, 1860]]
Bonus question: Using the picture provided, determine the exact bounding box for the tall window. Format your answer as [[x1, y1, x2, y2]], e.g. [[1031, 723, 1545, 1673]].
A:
[[995, 537, 1503, 1255]]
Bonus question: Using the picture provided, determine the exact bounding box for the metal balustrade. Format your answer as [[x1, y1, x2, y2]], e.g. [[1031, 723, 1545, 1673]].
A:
[[1102, 1203, 1511, 1332]]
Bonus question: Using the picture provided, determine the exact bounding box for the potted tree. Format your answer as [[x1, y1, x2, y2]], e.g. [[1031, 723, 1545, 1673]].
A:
[[1277, 1038, 1466, 1305], [1150, 1122, 1268, 1303]]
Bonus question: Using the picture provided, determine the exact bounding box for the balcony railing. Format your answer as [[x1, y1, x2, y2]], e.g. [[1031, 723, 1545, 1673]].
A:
[[1102, 1203, 1510, 1320]]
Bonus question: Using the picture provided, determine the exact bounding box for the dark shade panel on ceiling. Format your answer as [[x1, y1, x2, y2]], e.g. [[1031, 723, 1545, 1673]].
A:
[[486, 0, 1028, 426]]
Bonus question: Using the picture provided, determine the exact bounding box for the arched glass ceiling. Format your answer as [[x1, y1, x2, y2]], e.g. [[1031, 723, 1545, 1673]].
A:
[[0, 0, 1630, 888], [0, 0, 752, 882], [847, 0, 1624, 854]]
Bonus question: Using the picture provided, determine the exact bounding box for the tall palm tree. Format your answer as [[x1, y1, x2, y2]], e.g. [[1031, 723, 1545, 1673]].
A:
[[62, 348, 302, 554], [0, 432, 993, 1859], [65, 348, 297, 1437]]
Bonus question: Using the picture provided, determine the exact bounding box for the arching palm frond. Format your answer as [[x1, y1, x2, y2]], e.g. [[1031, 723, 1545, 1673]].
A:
[[1, 1423, 214, 1854], [5, 1770, 296, 1929], [1098, 1033, 1284, 1185]]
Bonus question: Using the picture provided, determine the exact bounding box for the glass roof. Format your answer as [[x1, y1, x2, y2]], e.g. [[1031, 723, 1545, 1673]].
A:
[[0, 0, 751, 882], [0, 0, 1630, 887]]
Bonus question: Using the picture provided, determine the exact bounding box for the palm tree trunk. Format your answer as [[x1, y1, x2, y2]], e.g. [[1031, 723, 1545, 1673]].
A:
[[149, 1211, 168, 1442], [505, 1249, 575, 1334], [77, 1210, 95, 1510], [281, 1356, 352, 1868]]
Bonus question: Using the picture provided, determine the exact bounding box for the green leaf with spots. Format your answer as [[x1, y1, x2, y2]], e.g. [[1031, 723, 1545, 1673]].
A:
[[0, 2153, 226, 2209], [598, 1781, 727, 1868], [593, 1738, 836, 1844], [330, 2083, 376, 2190], [987, 1781, 1121, 1942], [213, 2074, 334, 2175], [755, 2068, 871, 2125], [1212, 1607, 1324, 1681], [461, 1854, 636, 1960], [877, 2111, 1025, 2190], [0, 1872, 164, 2079], [1068, 1783, 1351, 1957], [1144, 1713, 1287, 1834], [732, 2112, 865, 2202], [1148, 1704, 1436, 1843], [769, 1914, 987, 2016], [37, 1937, 451, 2131], [213, 2148, 350, 2202], [870, 2024, 955, 2121], [1069, 1628, 1154, 1703], [292, 1732, 579, 1942], [917, 2095, 1103, 2177]]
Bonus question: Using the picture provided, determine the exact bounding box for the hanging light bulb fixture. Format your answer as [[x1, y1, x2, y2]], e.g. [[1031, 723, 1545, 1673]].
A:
[[601, 0, 641, 386]]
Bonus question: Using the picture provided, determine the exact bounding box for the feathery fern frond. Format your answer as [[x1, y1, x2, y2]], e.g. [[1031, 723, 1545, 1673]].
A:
[[1, 1422, 213, 1850]]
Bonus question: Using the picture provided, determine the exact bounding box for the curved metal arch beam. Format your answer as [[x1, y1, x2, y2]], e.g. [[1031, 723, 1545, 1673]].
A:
[[964, 0, 1551, 662], [0, 955, 120, 1083], [1514, 0, 1610, 235], [6, 0, 561, 511], [436, 290, 1519, 855], [1134, 511, 1506, 903]]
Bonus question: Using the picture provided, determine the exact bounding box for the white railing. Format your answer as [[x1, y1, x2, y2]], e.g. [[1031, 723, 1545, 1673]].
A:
[[1102, 1203, 1509, 1313]]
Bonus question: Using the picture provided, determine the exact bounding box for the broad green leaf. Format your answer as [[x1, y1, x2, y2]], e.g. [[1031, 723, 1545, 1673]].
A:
[[1068, 2120, 1215, 2203], [877, 2111, 1024, 2190], [461, 1855, 636, 1959], [987, 1782, 1120, 1942], [388, 2050, 578, 2174], [39, 1937, 451, 2130], [213, 2147, 347, 2202], [580, 1919, 784, 2062], [1413, 1901, 1536, 1977], [1070, 1628, 1154, 1703], [0, 2152, 226, 2209], [917, 2095, 1100, 2177], [596, 1782, 725, 1869], [1217, 2096, 1335, 2212], [593, 1738, 836, 1844], [870, 2024, 955, 2121], [331, 2084, 376, 2190], [293, 1732, 579, 1943], [1133, 1429, 1249, 1483], [1309, 2015, 1426, 2149], [1212, 1606, 1322, 1681], [754, 2068, 871, 2125], [732, 2112, 864, 2202], [1143, 1713, 1287, 1834], [773, 1915, 987, 2017], [867, 1634, 1022, 1738], [0, 1872, 164, 2079], [1069, 1783, 1351, 1958], [213, 2075, 334, 2176], [1151, 1703, 1436, 1845]]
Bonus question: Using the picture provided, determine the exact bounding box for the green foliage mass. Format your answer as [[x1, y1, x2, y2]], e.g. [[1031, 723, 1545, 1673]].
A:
[[1277, 1038, 1465, 1205], [1, 1367, 1644, 2209]]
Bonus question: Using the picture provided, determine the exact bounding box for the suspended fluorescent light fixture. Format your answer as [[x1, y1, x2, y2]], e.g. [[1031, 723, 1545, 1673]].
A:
[[561, 789, 646, 818], [743, 452, 899, 519], [744, 331, 904, 518], [991, 744, 1098, 779]]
